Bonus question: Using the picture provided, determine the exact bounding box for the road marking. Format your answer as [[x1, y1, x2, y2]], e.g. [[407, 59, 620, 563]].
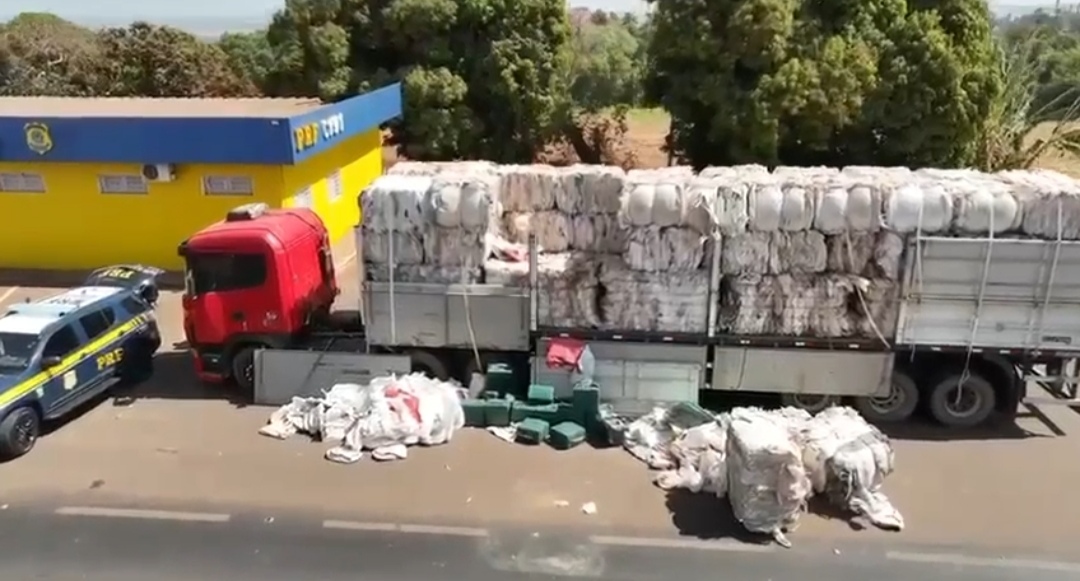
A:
[[399, 524, 489, 537], [590, 535, 775, 553], [887, 550, 1080, 573], [0, 286, 19, 305], [55, 506, 230, 523], [335, 251, 356, 271], [323, 520, 488, 537]]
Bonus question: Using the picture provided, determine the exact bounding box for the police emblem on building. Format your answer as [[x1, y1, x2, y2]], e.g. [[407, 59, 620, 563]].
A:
[[24, 122, 53, 155]]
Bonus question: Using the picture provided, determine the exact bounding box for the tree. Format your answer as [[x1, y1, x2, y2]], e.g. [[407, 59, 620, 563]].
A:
[[218, 31, 275, 93], [265, 0, 571, 163], [0, 12, 102, 96], [646, 0, 1001, 168], [94, 22, 257, 97]]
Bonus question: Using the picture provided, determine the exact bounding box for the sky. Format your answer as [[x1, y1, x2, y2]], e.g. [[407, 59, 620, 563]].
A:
[[0, 0, 1060, 28]]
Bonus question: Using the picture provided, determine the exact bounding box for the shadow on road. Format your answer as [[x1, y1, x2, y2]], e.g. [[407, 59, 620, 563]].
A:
[[108, 351, 250, 408]]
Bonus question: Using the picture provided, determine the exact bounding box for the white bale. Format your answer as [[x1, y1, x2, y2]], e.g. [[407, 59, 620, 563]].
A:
[[558, 164, 625, 215], [721, 232, 771, 275], [618, 180, 687, 228], [700, 164, 769, 178], [748, 180, 784, 231], [428, 173, 499, 230], [683, 176, 720, 235], [497, 164, 560, 212], [360, 175, 432, 233], [717, 181, 751, 235], [853, 278, 899, 340], [627, 167, 695, 182], [571, 213, 624, 253], [772, 166, 840, 181], [362, 231, 425, 265], [1003, 169, 1080, 240], [884, 182, 953, 233], [726, 407, 812, 546], [768, 231, 826, 274], [385, 161, 439, 176], [801, 406, 904, 530], [599, 258, 710, 333], [773, 275, 857, 337], [842, 166, 912, 183], [532, 253, 600, 328], [422, 227, 490, 267], [720, 275, 776, 335], [624, 226, 709, 272], [502, 211, 572, 253], [367, 264, 481, 284], [825, 231, 903, 280], [778, 184, 815, 231], [813, 182, 883, 233]]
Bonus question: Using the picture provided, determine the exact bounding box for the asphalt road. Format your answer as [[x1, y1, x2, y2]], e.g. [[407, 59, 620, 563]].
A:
[[0, 506, 1077, 581]]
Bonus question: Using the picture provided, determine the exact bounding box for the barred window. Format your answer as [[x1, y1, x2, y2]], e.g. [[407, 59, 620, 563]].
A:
[[98, 174, 147, 194], [203, 175, 254, 196], [0, 172, 46, 193], [328, 171, 343, 202], [294, 187, 313, 208]]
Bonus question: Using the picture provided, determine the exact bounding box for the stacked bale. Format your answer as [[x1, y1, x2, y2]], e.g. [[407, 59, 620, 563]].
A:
[[599, 168, 715, 333], [361, 170, 498, 284]]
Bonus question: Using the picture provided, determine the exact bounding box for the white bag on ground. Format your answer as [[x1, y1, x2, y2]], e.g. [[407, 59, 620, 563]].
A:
[[726, 407, 812, 547], [653, 419, 729, 495], [801, 407, 904, 530]]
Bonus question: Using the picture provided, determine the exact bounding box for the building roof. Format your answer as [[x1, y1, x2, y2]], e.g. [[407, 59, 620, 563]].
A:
[[0, 97, 323, 118], [0, 83, 403, 165]]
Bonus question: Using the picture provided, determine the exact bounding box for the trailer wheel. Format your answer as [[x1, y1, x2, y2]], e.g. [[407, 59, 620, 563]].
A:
[[927, 371, 996, 429], [780, 393, 840, 414], [407, 350, 450, 381], [855, 371, 919, 423]]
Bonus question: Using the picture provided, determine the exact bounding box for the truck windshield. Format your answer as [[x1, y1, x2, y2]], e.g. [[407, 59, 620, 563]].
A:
[[185, 253, 268, 296], [0, 332, 39, 371]]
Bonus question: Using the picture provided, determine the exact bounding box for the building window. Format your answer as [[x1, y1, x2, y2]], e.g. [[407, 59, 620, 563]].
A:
[[99, 174, 148, 195], [203, 175, 254, 196], [294, 187, 313, 208], [328, 171, 343, 202], [0, 172, 46, 193]]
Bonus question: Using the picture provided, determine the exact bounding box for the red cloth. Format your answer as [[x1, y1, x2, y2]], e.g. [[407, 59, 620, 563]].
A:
[[546, 338, 586, 371]]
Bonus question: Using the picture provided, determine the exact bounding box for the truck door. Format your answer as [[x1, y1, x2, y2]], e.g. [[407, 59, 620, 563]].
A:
[[182, 252, 276, 345]]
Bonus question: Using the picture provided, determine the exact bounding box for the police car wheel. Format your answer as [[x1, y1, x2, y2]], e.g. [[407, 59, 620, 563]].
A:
[[0, 407, 41, 459]]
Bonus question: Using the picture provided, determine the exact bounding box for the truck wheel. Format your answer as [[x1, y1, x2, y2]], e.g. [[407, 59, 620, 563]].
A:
[[927, 372, 996, 429], [855, 371, 919, 423], [230, 345, 260, 398], [0, 406, 41, 459], [781, 393, 840, 414], [407, 350, 450, 381]]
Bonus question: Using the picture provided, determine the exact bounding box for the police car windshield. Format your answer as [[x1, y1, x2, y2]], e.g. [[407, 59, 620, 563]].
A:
[[0, 332, 38, 371]]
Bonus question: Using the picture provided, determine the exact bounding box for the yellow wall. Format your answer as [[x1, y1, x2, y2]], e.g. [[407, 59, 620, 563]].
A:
[[0, 161, 284, 271], [282, 129, 382, 242], [0, 128, 381, 272]]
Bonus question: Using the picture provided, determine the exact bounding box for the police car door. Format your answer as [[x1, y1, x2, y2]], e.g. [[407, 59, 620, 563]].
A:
[[76, 307, 121, 390], [38, 324, 84, 416]]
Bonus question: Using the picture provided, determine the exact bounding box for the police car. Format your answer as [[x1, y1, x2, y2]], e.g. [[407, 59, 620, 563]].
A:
[[0, 265, 163, 459]]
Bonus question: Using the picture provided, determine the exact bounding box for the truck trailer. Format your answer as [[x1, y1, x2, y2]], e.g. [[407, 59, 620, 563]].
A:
[[179, 180, 1080, 430]]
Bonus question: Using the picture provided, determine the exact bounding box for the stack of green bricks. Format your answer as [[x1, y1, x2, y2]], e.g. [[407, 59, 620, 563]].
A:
[[461, 374, 602, 450]]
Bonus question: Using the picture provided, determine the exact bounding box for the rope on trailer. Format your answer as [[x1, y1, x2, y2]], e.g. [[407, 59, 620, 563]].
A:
[[461, 256, 483, 378], [844, 229, 891, 350], [957, 203, 995, 407]]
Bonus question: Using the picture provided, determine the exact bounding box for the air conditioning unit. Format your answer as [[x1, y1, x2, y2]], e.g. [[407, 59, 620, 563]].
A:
[[141, 163, 175, 182]]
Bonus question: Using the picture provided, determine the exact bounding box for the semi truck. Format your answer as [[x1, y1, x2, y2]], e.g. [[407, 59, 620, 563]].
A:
[[178, 201, 1080, 429]]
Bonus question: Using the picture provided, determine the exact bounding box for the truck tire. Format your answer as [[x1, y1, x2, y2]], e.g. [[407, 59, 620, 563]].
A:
[[780, 393, 840, 414], [927, 371, 996, 429], [407, 350, 450, 381], [0, 406, 41, 459], [855, 371, 919, 423], [230, 345, 261, 399]]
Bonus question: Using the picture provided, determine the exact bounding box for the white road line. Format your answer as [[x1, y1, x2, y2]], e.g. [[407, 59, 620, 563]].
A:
[[0, 286, 19, 305], [590, 535, 775, 553], [887, 550, 1080, 573], [323, 520, 398, 532], [334, 251, 357, 271], [399, 524, 489, 537], [322, 520, 488, 537], [55, 506, 230, 523]]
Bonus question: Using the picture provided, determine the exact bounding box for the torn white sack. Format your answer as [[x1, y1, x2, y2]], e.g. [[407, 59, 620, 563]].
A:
[[801, 406, 904, 530], [653, 419, 729, 496]]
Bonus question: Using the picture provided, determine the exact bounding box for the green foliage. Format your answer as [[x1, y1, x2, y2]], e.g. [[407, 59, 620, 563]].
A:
[[0, 13, 102, 96], [646, 0, 1001, 168]]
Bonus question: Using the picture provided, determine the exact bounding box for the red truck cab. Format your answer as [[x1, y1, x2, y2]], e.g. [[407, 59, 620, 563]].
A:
[[178, 203, 339, 392]]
